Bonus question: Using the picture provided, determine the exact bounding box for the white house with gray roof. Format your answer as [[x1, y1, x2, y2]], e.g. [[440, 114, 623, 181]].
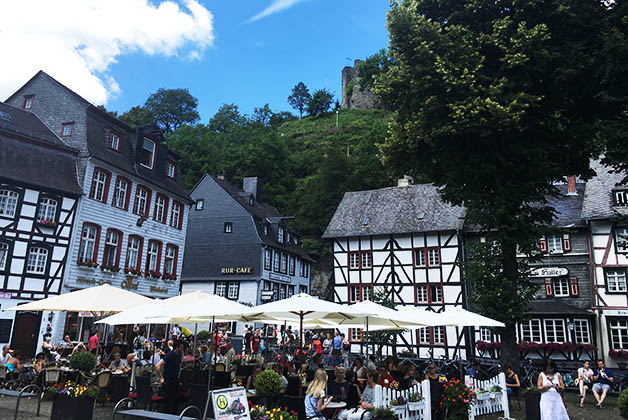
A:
[[323, 176, 469, 359], [582, 160, 628, 367]]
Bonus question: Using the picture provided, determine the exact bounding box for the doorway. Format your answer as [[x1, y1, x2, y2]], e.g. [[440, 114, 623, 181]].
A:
[[11, 311, 42, 358]]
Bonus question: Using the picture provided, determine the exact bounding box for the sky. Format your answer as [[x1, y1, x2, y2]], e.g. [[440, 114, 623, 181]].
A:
[[0, 0, 391, 123]]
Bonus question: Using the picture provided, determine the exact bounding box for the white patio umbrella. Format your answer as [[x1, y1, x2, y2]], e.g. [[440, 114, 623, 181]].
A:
[[396, 306, 504, 327], [6, 284, 152, 315]]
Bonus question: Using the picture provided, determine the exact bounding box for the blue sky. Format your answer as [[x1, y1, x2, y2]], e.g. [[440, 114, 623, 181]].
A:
[[106, 1, 390, 122]]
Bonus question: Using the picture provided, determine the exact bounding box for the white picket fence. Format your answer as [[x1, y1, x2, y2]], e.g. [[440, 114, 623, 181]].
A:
[[465, 373, 509, 420], [380, 380, 431, 420]]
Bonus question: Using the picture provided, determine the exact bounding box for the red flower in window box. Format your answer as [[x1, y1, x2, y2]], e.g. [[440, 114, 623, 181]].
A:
[[124, 267, 142, 276], [100, 264, 121, 273], [78, 260, 98, 268], [38, 218, 57, 227], [146, 270, 161, 279], [578, 343, 597, 352], [162, 273, 177, 281], [559, 341, 576, 352], [476, 341, 500, 352], [609, 349, 621, 359]]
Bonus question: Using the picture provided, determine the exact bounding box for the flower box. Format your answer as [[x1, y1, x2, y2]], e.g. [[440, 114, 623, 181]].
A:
[[477, 392, 491, 401], [490, 392, 501, 400], [100, 264, 121, 273], [390, 405, 406, 415], [162, 273, 177, 282], [38, 218, 57, 228], [124, 268, 142, 277], [77, 261, 98, 269], [407, 401, 426, 411], [146, 270, 162, 279], [51, 396, 94, 420]]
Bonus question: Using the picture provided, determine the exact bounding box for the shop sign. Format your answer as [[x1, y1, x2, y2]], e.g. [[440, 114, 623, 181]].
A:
[[77, 277, 111, 286], [211, 386, 251, 420], [269, 273, 291, 283], [150, 286, 168, 294], [530, 267, 568, 278], [79, 311, 93, 317], [121, 276, 139, 290], [221, 267, 253, 275], [261, 290, 274, 301], [604, 310, 628, 316]]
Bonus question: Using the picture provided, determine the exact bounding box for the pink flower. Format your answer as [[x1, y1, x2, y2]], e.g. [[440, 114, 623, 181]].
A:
[[463, 399, 469, 403]]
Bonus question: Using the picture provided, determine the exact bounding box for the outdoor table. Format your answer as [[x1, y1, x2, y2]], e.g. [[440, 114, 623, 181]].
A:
[[326, 402, 346, 409]]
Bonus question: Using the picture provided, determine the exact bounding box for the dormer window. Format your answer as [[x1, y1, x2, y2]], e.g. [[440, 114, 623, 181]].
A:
[[23, 95, 33, 109], [167, 161, 176, 179], [195, 199, 204, 211], [141, 138, 156, 169], [614, 189, 628, 206], [286, 231, 291, 244], [61, 123, 74, 137], [107, 131, 120, 151], [263, 224, 269, 235], [278, 226, 284, 243]]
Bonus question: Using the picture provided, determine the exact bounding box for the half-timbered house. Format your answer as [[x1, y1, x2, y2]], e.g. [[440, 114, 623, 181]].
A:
[[6, 71, 193, 344], [0, 101, 82, 356], [323, 177, 469, 358], [582, 161, 628, 367]]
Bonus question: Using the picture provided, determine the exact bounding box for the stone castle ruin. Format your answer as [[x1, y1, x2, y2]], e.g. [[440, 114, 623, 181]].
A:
[[341, 59, 376, 110]]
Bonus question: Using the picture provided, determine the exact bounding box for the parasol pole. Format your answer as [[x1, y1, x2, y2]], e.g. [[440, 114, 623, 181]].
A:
[[203, 315, 216, 420]]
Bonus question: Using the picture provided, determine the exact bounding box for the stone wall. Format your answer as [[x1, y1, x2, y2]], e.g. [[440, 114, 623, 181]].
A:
[[341, 60, 376, 110]]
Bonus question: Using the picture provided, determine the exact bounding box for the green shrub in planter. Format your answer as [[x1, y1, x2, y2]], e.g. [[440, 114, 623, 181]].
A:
[[196, 330, 210, 342], [69, 351, 97, 372], [371, 407, 397, 420], [619, 388, 628, 419], [254, 369, 282, 407]]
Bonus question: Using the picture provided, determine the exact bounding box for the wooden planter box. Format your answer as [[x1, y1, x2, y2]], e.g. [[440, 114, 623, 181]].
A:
[[407, 401, 426, 411], [524, 392, 541, 420], [51, 396, 94, 420]]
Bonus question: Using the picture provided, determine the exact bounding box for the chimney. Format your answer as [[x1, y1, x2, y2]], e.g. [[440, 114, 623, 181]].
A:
[[243, 177, 263, 201], [566, 176, 577, 196], [397, 175, 414, 188]]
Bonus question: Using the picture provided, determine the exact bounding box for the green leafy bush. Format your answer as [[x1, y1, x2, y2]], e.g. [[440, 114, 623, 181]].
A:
[[254, 369, 282, 398], [371, 407, 397, 420], [196, 330, 210, 342], [619, 388, 628, 419], [69, 351, 97, 372]]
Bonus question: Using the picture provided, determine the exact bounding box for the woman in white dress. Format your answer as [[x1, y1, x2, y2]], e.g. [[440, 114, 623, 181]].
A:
[[577, 360, 594, 407], [537, 359, 569, 420]]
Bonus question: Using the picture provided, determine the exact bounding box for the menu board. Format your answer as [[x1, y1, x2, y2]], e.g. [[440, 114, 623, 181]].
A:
[[212, 387, 251, 420]]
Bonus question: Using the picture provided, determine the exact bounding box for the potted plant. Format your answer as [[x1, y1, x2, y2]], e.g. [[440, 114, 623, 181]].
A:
[[407, 393, 425, 411], [489, 385, 501, 399], [146, 270, 162, 279], [39, 218, 57, 228], [441, 378, 475, 420], [524, 387, 541, 420], [49, 381, 99, 420], [162, 272, 177, 281], [389, 396, 407, 415], [371, 406, 397, 420], [69, 351, 97, 376], [100, 263, 120, 273], [476, 389, 490, 401], [254, 369, 282, 408], [77, 260, 98, 269], [124, 267, 142, 276]]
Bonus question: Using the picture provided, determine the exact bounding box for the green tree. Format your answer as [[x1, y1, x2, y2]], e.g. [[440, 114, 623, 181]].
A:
[[287, 82, 311, 118], [119, 106, 155, 128], [145, 88, 199, 133], [95, 105, 118, 119], [357, 49, 393, 92], [376, 0, 613, 368], [306, 89, 334, 117]]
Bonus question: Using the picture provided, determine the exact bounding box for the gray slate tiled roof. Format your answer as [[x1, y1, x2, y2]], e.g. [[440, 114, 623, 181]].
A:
[[545, 183, 586, 228], [581, 160, 628, 220], [322, 183, 466, 238], [528, 300, 593, 315]]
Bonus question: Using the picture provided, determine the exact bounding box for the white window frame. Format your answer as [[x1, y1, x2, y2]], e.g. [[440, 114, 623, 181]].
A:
[[26, 246, 48, 274], [90, 170, 108, 202], [416, 285, 428, 304], [264, 249, 272, 270], [479, 328, 492, 342], [280, 253, 287, 274], [418, 328, 430, 345], [0, 242, 9, 271], [609, 319, 628, 349], [289, 256, 295, 276], [61, 123, 73, 137], [414, 249, 426, 267], [615, 190, 628, 206], [553, 277, 570, 297], [126, 237, 141, 269], [224, 222, 233, 233], [147, 242, 160, 272], [228, 282, 239, 300], [79, 225, 98, 263], [141, 139, 155, 169], [428, 248, 440, 266], [430, 284, 443, 303], [349, 328, 363, 342], [433, 326, 446, 345], [361, 251, 372, 269], [113, 178, 129, 209], [134, 187, 149, 216], [216, 281, 227, 297], [164, 245, 176, 275], [103, 230, 120, 266], [37, 197, 57, 221], [170, 202, 181, 228], [278, 226, 284, 243], [273, 251, 280, 272], [547, 235, 563, 254], [195, 200, 204, 211], [573, 319, 590, 344], [543, 319, 566, 343], [606, 268, 628, 293], [520, 319, 542, 342], [154, 195, 166, 223], [108, 132, 120, 150], [616, 227, 628, 253], [166, 162, 176, 178], [349, 252, 359, 269], [0, 190, 19, 218]]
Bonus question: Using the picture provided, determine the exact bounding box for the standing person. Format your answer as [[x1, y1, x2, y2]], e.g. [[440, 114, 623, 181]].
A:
[[250, 328, 262, 354], [88, 331, 99, 355], [304, 368, 333, 420], [577, 360, 594, 407], [312, 335, 323, 356], [333, 331, 342, 353], [341, 333, 351, 367], [133, 330, 146, 359], [537, 359, 568, 420], [426, 363, 446, 420], [243, 326, 252, 355], [170, 325, 181, 341], [338, 370, 382, 420], [592, 359, 614, 409], [323, 333, 332, 354], [156, 339, 184, 414]]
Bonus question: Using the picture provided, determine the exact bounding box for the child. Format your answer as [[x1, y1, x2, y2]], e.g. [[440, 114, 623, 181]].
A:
[[305, 368, 333, 420]]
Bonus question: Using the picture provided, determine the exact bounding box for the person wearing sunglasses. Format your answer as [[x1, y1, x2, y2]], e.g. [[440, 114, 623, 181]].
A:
[[425, 363, 446, 420]]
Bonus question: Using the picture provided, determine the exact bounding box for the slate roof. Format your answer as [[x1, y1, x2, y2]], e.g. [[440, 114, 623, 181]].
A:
[[581, 160, 628, 220], [0, 102, 82, 196], [544, 183, 587, 228], [322, 183, 466, 238], [528, 300, 593, 316]]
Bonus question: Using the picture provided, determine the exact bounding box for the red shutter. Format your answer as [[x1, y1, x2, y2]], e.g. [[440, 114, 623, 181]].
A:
[[539, 237, 548, 253], [545, 278, 554, 296], [569, 276, 579, 296], [563, 233, 572, 252]]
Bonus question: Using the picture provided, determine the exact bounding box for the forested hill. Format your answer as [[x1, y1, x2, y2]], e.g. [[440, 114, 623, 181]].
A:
[[167, 107, 393, 242]]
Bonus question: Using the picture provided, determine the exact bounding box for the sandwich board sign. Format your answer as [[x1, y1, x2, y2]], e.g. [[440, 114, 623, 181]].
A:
[[211, 387, 251, 420]]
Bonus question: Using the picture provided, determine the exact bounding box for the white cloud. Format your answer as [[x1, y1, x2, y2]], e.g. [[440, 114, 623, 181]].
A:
[[248, 0, 306, 23], [0, 0, 214, 105]]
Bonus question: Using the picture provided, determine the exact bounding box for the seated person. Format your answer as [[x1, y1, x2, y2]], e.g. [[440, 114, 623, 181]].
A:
[[5, 353, 23, 374], [377, 366, 394, 388], [183, 348, 196, 363], [126, 353, 136, 370], [42, 335, 60, 361], [400, 363, 419, 389], [353, 358, 366, 381], [338, 370, 382, 420], [504, 363, 520, 396], [273, 363, 288, 392], [246, 366, 262, 390], [59, 335, 74, 348], [329, 365, 351, 402], [0, 345, 13, 364], [139, 350, 153, 366], [70, 342, 87, 357], [466, 360, 482, 378], [108, 353, 130, 372]]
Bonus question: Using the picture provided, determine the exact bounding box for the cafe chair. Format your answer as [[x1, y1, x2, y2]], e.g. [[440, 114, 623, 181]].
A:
[[92, 371, 112, 406], [135, 375, 164, 411], [44, 367, 62, 389], [214, 363, 226, 372]]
